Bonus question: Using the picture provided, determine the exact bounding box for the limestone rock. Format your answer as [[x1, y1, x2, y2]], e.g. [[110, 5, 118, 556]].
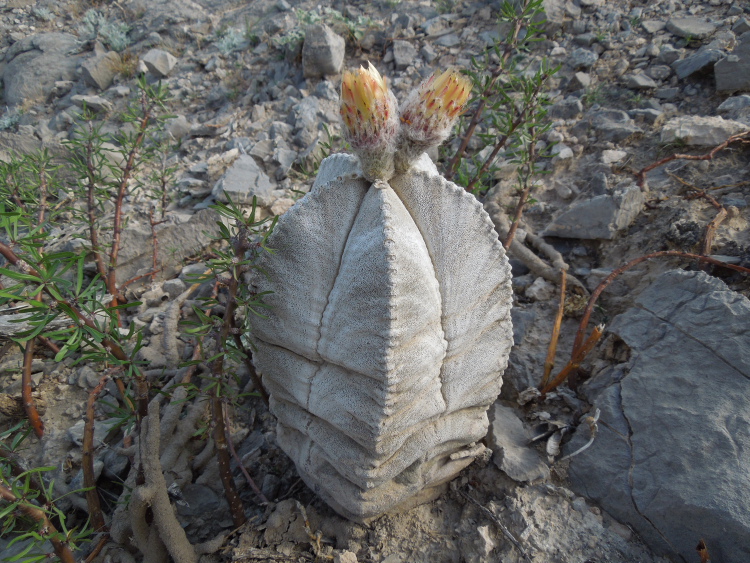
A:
[[588, 109, 643, 143], [567, 270, 750, 562], [81, 51, 121, 90], [248, 153, 513, 521], [718, 95, 750, 114], [2, 33, 80, 105], [212, 154, 274, 204], [672, 48, 723, 79], [302, 24, 345, 78], [542, 184, 644, 240], [715, 33, 750, 93], [624, 74, 656, 89], [489, 403, 549, 482], [71, 94, 113, 114], [569, 48, 598, 69], [660, 116, 748, 147], [141, 48, 177, 77], [666, 17, 717, 39], [392, 40, 417, 70]]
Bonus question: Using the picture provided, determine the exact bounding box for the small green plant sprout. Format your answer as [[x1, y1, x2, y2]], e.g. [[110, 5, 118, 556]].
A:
[[31, 6, 55, 21], [215, 28, 246, 55], [77, 9, 131, 52], [442, 0, 559, 257], [0, 107, 21, 132]]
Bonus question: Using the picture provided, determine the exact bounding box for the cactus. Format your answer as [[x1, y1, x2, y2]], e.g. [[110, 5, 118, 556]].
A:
[[248, 65, 513, 521]]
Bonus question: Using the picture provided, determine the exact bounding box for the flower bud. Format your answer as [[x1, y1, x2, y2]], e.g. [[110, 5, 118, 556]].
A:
[[340, 63, 399, 181], [396, 69, 471, 172]]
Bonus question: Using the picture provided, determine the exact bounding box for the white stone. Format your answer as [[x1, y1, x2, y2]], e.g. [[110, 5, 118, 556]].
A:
[[660, 116, 748, 147], [601, 150, 627, 164]]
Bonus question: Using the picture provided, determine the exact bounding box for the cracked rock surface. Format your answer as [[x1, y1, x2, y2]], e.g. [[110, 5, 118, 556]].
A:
[[567, 269, 750, 563]]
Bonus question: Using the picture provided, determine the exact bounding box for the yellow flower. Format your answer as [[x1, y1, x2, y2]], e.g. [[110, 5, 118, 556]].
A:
[[400, 68, 471, 141], [340, 63, 398, 151]]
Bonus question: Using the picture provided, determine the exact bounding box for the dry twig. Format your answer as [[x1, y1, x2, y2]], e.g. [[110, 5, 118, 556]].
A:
[[542, 250, 750, 395], [83, 374, 110, 533], [222, 406, 269, 505], [21, 337, 43, 437], [541, 269, 566, 389], [636, 129, 750, 189]]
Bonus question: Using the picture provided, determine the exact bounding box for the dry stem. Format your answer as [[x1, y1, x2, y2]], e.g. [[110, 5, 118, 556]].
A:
[[83, 375, 109, 533], [222, 406, 268, 505], [636, 130, 750, 189], [542, 251, 750, 395], [21, 337, 44, 438], [541, 269, 566, 389]]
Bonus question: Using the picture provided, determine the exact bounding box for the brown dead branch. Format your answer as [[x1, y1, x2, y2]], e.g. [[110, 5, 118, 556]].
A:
[[540, 325, 604, 395], [542, 250, 750, 395], [21, 337, 43, 438], [83, 375, 109, 533], [572, 251, 750, 357], [636, 130, 750, 189], [670, 173, 728, 257], [697, 539, 711, 563], [484, 199, 588, 294], [541, 269, 566, 389], [222, 406, 268, 505]]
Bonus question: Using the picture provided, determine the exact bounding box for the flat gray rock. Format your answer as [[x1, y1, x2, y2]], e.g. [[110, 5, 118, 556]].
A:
[[589, 109, 643, 142], [624, 74, 657, 89], [715, 33, 750, 92], [392, 40, 418, 70], [302, 24, 345, 78], [567, 270, 750, 562], [2, 32, 80, 105], [568, 48, 598, 69], [71, 95, 113, 114], [488, 403, 549, 482], [666, 17, 717, 39], [672, 48, 724, 79], [718, 95, 750, 113], [549, 97, 584, 119], [641, 20, 666, 34], [542, 184, 643, 240], [660, 116, 748, 147], [81, 51, 121, 90], [141, 48, 177, 77], [212, 154, 274, 204]]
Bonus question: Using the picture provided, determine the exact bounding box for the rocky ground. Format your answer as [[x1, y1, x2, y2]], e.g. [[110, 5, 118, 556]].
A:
[[0, 0, 749, 562]]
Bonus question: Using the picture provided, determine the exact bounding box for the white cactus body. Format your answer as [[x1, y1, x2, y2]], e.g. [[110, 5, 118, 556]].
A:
[[249, 152, 513, 521]]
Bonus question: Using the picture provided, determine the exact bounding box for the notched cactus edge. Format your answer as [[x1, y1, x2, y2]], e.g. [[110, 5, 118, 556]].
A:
[[248, 65, 513, 521]]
